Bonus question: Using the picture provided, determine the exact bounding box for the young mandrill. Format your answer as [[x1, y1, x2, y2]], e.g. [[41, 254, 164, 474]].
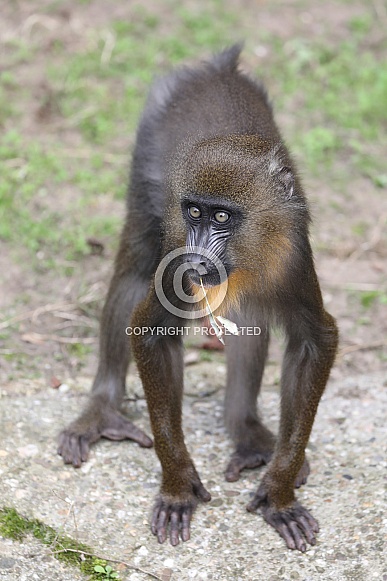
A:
[[58, 45, 338, 552]]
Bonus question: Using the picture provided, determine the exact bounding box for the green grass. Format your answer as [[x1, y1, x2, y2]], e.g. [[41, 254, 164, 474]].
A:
[[262, 29, 387, 178], [0, 131, 123, 267], [47, 3, 238, 141], [68, 342, 93, 360], [359, 290, 387, 309], [0, 506, 120, 580]]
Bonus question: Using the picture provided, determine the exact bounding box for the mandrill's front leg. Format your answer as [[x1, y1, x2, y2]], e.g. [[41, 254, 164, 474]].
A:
[[247, 305, 338, 552], [131, 287, 211, 546]]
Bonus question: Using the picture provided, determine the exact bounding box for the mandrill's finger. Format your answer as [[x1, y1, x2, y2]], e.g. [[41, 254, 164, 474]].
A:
[[70, 435, 83, 467], [101, 420, 153, 448], [304, 510, 319, 533], [156, 507, 169, 544], [58, 433, 82, 468], [181, 507, 192, 542], [297, 515, 316, 545], [151, 503, 161, 536], [80, 436, 90, 463], [225, 457, 244, 482], [246, 483, 267, 512], [288, 521, 307, 552], [246, 495, 260, 512], [193, 481, 211, 502], [276, 521, 297, 550], [169, 511, 180, 546], [125, 424, 153, 447], [225, 451, 267, 482]]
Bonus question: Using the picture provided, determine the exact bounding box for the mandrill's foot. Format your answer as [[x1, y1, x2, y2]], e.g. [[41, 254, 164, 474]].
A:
[[151, 472, 211, 546], [225, 443, 311, 489], [58, 401, 152, 467], [247, 482, 319, 552], [225, 444, 272, 482]]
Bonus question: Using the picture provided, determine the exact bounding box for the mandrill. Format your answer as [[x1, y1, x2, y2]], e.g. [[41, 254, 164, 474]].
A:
[[58, 45, 338, 552]]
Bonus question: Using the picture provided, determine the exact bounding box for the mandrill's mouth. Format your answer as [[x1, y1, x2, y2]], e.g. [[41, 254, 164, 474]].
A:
[[186, 269, 224, 288], [183, 250, 231, 288]]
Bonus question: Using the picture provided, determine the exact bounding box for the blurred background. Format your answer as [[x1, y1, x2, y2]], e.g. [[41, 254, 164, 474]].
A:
[[0, 0, 386, 386]]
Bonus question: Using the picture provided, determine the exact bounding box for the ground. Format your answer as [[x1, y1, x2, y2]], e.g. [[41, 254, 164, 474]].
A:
[[0, 0, 386, 580]]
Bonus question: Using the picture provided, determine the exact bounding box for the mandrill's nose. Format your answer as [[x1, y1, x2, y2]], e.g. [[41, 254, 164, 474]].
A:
[[185, 253, 210, 275]]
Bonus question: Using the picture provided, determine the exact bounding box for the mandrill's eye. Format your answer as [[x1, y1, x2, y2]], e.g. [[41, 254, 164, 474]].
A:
[[214, 210, 230, 224], [188, 206, 201, 219]]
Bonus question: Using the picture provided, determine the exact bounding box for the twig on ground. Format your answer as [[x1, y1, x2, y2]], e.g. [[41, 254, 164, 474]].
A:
[[0, 307, 54, 330], [339, 341, 387, 356], [1, 293, 101, 332], [31, 302, 75, 324], [100, 30, 116, 65], [77, 283, 106, 304], [59, 148, 127, 164], [347, 213, 387, 262], [21, 14, 58, 41], [59, 342, 77, 378], [51, 321, 97, 331], [51, 492, 77, 549], [49, 548, 163, 580], [323, 282, 384, 292], [48, 490, 162, 579], [21, 332, 96, 345], [52, 311, 95, 323], [372, 0, 387, 27]]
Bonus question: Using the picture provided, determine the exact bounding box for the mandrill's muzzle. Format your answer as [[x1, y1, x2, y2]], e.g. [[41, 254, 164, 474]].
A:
[[184, 252, 225, 287]]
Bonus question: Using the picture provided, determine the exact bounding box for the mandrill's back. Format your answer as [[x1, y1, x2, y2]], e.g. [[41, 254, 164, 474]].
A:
[[128, 45, 281, 220]]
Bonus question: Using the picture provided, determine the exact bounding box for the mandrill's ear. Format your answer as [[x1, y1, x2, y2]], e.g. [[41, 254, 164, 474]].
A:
[[276, 166, 294, 200], [268, 147, 295, 200]]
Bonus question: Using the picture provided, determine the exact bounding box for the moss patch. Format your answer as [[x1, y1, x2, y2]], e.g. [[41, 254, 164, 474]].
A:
[[0, 506, 120, 580]]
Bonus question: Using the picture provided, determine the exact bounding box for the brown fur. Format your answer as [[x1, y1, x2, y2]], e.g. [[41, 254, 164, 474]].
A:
[[190, 268, 254, 316]]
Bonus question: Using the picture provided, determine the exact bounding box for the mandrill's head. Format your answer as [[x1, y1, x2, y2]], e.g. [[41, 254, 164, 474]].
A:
[[165, 134, 310, 313]]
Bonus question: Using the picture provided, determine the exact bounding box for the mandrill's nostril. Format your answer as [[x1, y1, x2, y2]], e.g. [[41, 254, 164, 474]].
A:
[[191, 261, 205, 268], [186, 254, 208, 272], [190, 263, 208, 277]]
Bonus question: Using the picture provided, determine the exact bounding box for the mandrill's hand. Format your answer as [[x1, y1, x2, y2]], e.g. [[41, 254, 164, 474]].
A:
[[152, 469, 211, 546], [247, 480, 319, 552], [58, 399, 152, 467]]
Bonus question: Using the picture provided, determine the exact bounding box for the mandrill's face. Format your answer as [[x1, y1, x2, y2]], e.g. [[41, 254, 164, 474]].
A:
[[181, 193, 243, 288]]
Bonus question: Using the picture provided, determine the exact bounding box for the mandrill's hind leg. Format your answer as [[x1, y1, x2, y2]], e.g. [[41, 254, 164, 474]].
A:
[[224, 312, 309, 486], [224, 313, 275, 482], [58, 221, 156, 467]]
